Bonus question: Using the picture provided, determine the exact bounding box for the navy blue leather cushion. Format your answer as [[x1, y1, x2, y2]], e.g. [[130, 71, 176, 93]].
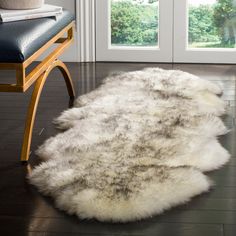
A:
[[0, 10, 74, 63]]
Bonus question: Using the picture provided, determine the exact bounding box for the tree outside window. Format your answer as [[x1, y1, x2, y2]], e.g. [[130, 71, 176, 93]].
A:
[[111, 0, 236, 48]]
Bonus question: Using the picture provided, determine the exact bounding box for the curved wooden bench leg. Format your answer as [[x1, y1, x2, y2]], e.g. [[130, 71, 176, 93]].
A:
[[20, 60, 75, 162], [57, 61, 75, 99]]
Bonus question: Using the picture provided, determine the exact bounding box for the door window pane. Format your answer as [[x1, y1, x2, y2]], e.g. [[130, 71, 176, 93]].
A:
[[188, 0, 236, 48], [111, 0, 159, 47]]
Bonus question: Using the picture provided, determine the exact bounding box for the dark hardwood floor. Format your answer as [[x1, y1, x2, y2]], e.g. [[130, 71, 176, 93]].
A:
[[0, 63, 235, 236]]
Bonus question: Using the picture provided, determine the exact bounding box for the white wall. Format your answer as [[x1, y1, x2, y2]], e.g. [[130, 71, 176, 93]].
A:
[[45, 0, 79, 62], [46, 0, 76, 14]]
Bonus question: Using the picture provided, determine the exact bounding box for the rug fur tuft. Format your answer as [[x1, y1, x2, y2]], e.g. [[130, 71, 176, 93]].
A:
[[29, 68, 230, 222]]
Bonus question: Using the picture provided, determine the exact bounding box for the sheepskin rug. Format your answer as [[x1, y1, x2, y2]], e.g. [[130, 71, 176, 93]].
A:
[[29, 68, 230, 222]]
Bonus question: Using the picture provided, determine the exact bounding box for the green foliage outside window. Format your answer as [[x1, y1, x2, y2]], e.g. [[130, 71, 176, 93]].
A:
[[188, 5, 219, 44], [111, 0, 236, 48], [213, 0, 236, 45], [111, 0, 158, 46]]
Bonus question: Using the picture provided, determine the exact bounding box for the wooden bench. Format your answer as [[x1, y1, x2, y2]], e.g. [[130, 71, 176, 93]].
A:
[[0, 11, 75, 162]]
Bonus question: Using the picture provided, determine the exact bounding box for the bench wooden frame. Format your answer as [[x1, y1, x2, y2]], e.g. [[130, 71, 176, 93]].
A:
[[0, 21, 76, 162]]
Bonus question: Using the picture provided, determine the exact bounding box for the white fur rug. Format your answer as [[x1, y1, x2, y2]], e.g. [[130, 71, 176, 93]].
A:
[[29, 68, 230, 222]]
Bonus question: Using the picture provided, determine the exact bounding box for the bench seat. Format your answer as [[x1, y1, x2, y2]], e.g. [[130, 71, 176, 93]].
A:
[[0, 10, 74, 63], [0, 10, 75, 162]]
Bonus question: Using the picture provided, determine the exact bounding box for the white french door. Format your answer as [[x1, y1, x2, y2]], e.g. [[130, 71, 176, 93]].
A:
[[95, 0, 236, 63], [96, 0, 173, 62], [174, 0, 236, 63]]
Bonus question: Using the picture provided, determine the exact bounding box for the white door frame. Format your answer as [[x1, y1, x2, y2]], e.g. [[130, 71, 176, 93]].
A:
[[96, 0, 173, 62], [76, 0, 96, 62], [174, 0, 236, 64], [76, 0, 236, 63]]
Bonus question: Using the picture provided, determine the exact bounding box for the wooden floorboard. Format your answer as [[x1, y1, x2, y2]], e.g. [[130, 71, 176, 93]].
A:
[[0, 216, 225, 236], [224, 225, 236, 236], [0, 63, 236, 236]]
